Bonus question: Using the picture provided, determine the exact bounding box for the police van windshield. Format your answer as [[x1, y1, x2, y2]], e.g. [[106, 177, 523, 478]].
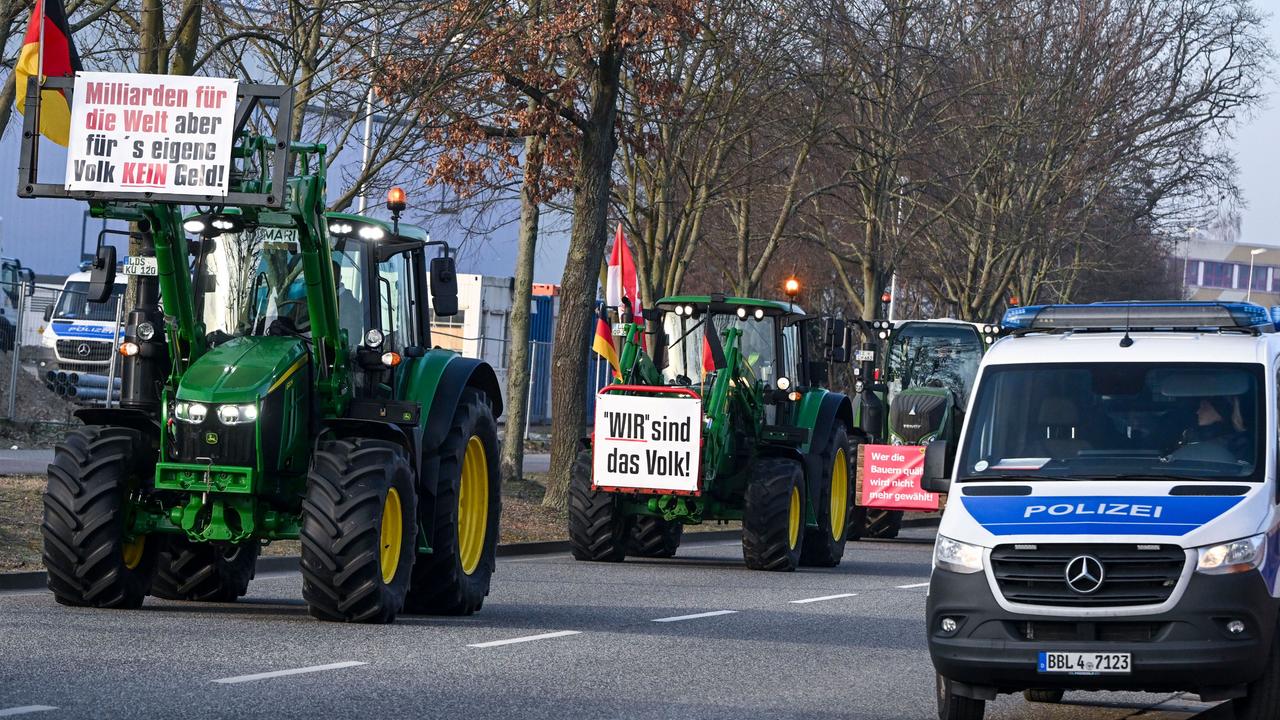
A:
[[55, 281, 124, 321], [957, 363, 1263, 482]]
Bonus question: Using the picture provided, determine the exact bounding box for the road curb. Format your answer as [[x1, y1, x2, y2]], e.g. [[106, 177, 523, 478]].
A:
[[0, 528, 770, 592]]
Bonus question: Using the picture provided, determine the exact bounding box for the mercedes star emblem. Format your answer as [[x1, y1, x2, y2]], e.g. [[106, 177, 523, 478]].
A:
[[76, 343, 91, 357], [1064, 554, 1105, 594]]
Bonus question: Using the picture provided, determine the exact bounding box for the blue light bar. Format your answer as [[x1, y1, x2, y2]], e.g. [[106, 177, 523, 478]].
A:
[[1001, 302, 1275, 333]]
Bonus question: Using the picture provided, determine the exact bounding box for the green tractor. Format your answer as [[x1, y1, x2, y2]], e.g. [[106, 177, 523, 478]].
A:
[[21, 78, 502, 623], [850, 319, 998, 538], [569, 293, 857, 570]]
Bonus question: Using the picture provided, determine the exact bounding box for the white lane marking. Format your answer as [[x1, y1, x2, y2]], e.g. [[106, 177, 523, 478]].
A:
[[652, 610, 738, 623], [789, 593, 857, 604], [0, 707, 57, 717], [212, 661, 366, 684], [896, 582, 930, 589], [468, 630, 582, 648]]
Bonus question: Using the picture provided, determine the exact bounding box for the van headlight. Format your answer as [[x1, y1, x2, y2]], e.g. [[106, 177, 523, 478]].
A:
[[173, 401, 207, 424], [1196, 534, 1266, 575], [216, 403, 259, 425], [934, 535, 984, 574]]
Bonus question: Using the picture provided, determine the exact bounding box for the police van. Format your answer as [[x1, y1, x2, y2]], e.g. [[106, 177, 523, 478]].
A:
[[39, 270, 126, 373], [922, 302, 1280, 720]]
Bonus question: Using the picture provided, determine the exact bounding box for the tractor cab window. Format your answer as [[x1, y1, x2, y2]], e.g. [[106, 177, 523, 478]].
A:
[[660, 309, 777, 386], [886, 323, 983, 404], [197, 229, 308, 339], [332, 243, 364, 349], [376, 251, 414, 353]]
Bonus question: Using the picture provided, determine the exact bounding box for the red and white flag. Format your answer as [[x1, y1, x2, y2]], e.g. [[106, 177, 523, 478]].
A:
[[605, 223, 642, 315]]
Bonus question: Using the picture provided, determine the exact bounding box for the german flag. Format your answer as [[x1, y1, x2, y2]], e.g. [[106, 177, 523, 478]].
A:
[[592, 302, 620, 380], [15, 0, 82, 148]]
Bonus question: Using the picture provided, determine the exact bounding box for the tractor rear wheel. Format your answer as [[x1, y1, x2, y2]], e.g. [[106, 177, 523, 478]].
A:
[[742, 457, 806, 571], [301, 438, 416, 623], [151, 538, 259, 602], [569, 447, 629, 562], [801, 425, 853, 567], [405, 388, 501, 615], [864, 509, 905, 539], [628, 516, 683, 558], [42, 426, 158, 608]]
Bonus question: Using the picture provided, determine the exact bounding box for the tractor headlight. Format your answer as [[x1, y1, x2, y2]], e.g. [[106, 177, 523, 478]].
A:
[[753, 308, 765, 320], [136, 321, 156, 341], [736, 307, 747, 319], [358, 225, 386, 241], [776, 376, 791, 391], [183, 219, 206, 234], [216, 403, 258, 425], [1197, 534, 1266, 575], [934, 535, 984, 574], [173, 401, 208, 424]]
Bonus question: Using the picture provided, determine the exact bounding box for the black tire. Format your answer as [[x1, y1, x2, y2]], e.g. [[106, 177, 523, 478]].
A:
[[628, 516, 682, 558], [405, 388, 501, 615], [742, 457, 805, 571], [801, 424, 853, 567], [864, 508, 904, 539], [300, 438, 416, 623], [568, 447, 630, 562], [151, 538, 259, 602], [42, 425, 158, 608], [937, 674, 985, 720], [1233, 621, 1280, 720], [1022, 689, 1064, 704]]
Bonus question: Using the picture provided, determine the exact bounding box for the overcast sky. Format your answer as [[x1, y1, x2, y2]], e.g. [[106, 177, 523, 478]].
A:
[[1233, 0, 1280, 246]]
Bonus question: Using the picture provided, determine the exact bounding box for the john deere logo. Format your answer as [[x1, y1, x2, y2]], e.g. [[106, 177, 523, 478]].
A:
[[204, 432, 219, 445]]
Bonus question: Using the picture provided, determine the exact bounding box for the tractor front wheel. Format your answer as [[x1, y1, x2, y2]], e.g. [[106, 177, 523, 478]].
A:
[[742, 457, 806, 571], [301, 438, 416, 623], [151, 538, 259, 602], [628, 516, 683, 558], [569, 448, 629, 562], [42, 426, 158, 608], [801, 425, 853, 567], [405, 388, 501, 615]]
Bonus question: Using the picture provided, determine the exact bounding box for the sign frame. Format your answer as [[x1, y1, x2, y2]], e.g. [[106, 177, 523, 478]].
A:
[[592, 385, 703, 496]]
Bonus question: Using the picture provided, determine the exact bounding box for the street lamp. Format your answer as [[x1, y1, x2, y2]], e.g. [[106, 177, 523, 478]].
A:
[[1247, 247, 1265, 302]]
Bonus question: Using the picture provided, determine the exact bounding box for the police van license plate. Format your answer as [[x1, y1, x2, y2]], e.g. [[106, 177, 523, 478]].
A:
[[1038, 652, 1130, 674]]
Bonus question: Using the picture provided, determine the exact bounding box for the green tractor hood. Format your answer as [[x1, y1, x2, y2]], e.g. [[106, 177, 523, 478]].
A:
[[176, 336, 308, 404]]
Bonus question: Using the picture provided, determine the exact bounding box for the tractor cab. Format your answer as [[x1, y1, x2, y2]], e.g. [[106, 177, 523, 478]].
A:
[[655, 295, 816, 395]]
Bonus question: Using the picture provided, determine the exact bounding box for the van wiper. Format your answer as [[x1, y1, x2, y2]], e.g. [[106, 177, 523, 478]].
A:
[[958, 475, 1084, 483], [1078, 473, 1248, 483]]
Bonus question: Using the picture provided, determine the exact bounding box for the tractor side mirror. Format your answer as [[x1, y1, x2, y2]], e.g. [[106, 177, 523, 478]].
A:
[[921, 439, 954, 494], [824, 317, 849, 363], [43, 304, 53, 322], [20, 268, 34, 296], [87, 245, 116, 304], [650, 329, 668, 370], [430, 255, 459, 317]]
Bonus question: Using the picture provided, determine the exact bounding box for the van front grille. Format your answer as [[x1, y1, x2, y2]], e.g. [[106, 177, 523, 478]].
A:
[[991, 543, 1186, 607]]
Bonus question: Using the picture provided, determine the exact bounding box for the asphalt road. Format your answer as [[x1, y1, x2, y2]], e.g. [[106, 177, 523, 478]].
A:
[[0, 527, 1225, 720], [0, 450, 553, 476]]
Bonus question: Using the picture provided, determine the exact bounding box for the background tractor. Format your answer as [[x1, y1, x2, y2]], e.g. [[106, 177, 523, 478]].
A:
[[850, 318, 998, 538], [570, 293, 856, 571], [22, 75, 503, 623]]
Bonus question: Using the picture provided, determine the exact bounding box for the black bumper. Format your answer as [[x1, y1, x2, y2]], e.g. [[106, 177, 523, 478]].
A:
[[927, 567, 1279, 697]]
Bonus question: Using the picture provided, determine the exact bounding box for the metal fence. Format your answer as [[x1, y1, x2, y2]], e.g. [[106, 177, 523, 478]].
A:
[[0, 280, 123, 425]]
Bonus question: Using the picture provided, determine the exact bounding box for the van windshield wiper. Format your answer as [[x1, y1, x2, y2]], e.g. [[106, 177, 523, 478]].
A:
[[1076, 473, 1254, 483], [957, 475, 1086, 483]]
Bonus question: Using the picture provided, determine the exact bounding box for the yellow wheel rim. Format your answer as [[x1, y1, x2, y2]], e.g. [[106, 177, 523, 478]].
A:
[[380, 488, 403, 585], [458, 435, 489, 576], [122, 535, 145, 570], [830, 448, 849, 541], [788, 486, 801, 549]]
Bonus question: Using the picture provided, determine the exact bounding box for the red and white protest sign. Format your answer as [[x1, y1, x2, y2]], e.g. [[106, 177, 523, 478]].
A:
[[858, 443, 940, 511], [65, 71, 237, 196]]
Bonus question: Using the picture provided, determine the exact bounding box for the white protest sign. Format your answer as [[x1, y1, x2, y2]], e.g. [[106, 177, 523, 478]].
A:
[[65, 72, 238, 196], [592, 392, 701, 493]]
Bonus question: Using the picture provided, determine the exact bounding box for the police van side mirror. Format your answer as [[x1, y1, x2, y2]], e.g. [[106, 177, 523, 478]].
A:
[[87, 245, 116, 304], [43, 304, 53, 322], [922, 439, 953, 494], [430, 255, 459, 317]]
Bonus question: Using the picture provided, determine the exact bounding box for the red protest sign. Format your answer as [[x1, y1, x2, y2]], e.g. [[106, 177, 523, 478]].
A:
[[858, 443, 940, 511]]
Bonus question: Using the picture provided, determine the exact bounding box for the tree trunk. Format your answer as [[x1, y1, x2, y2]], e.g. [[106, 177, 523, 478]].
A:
[[543, 67, 621, 511], [500, 134, 543, 486]]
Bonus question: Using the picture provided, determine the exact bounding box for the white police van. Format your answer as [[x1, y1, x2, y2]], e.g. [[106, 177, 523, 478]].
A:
[[923, 302, 1280, 720]]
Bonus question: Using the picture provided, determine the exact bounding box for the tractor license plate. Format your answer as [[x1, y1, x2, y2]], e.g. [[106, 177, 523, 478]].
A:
[[259, 226, 299, 249], [121, 256, 157, 276], [1038, 651, 1130, 674], [855, 349, 875, 362]]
